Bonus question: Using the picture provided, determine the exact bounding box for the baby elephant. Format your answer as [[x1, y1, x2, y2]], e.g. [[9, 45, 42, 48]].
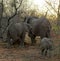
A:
[[40, 37, 53, 57]]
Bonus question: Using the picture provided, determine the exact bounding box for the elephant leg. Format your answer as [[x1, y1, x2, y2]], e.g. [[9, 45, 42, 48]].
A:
[[6, 36, 12, 48], [5, 31, 11, 48], [47, 49, 52, 57], [30, 35, 36, 45], [19, 38, 24, 48], [19, 33, 25, 48], [44, 48, 48, 56], [41, 48, 45, 56], [28, 31, 36, 45]]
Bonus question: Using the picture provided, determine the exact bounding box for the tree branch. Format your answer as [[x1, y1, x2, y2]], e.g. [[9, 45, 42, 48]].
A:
[[8, 0, 23, 25], [2, 0, 23, 34], [16, 0, 23, 9], [45, 0, 57, 13]]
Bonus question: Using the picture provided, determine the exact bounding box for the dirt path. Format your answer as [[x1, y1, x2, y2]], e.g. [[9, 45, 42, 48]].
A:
[[0, 32, 60, 61], [0, 46, 59, 61]]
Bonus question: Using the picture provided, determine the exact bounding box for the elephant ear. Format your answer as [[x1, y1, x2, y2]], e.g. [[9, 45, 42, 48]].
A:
[[24, 23, 32, 32], [24, 16, 32, 23], [26, 23, 32, 30]]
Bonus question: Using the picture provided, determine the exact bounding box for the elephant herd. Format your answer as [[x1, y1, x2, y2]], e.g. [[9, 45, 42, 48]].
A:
[[5, 16, 53, 57]]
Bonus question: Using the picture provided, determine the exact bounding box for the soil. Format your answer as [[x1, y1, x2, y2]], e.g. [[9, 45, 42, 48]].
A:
[[0, 31, 60, 61]]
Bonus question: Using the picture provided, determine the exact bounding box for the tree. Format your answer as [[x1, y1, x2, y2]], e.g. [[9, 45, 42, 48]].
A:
[[1, 0, 24, 41], [2, 0, 23, 32], [0, 0, 3, 38], [57, 0, 60, 25], [45, 0, 60, 25]]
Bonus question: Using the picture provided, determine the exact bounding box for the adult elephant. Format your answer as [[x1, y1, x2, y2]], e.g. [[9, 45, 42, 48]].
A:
[[6, 22, 31, 48], [24, 16, 51, 45]]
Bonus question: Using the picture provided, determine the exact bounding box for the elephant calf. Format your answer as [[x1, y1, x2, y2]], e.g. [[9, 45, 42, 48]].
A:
[[40, 37, 53, 57], [6, 22, 31, 48]]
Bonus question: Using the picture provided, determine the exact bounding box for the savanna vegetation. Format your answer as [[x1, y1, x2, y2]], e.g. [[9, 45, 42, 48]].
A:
[[0, 0, 60, 61]]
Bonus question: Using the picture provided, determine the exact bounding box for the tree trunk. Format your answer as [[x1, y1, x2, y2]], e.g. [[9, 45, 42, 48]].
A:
[[0, 0, 3, 38], [57, 0, 60, 26]]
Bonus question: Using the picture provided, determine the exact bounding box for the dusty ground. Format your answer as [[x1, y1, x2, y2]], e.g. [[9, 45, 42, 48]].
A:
[[0, 31, 60, 61]]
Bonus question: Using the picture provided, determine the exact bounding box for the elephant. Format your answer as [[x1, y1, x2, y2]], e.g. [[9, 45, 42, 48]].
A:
[[40, 37, 53, 57], [6, 22, 31, 48], [24, 16, 51, 45]]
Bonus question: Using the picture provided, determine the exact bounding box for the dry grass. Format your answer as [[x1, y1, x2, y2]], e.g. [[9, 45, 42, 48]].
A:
[[0, 30, 60, 61]]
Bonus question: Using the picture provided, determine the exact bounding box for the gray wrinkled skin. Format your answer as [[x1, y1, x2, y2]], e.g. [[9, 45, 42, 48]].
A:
[[24, 16, 51, 45], [6, 22, 31, 48], [40, 37, 53, 57]]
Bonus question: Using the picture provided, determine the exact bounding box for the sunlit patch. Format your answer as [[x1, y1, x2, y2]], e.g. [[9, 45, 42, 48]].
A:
[[28, 0, 46, 10], [32, 0, 45, 8], [28, 0, 59, 16]]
